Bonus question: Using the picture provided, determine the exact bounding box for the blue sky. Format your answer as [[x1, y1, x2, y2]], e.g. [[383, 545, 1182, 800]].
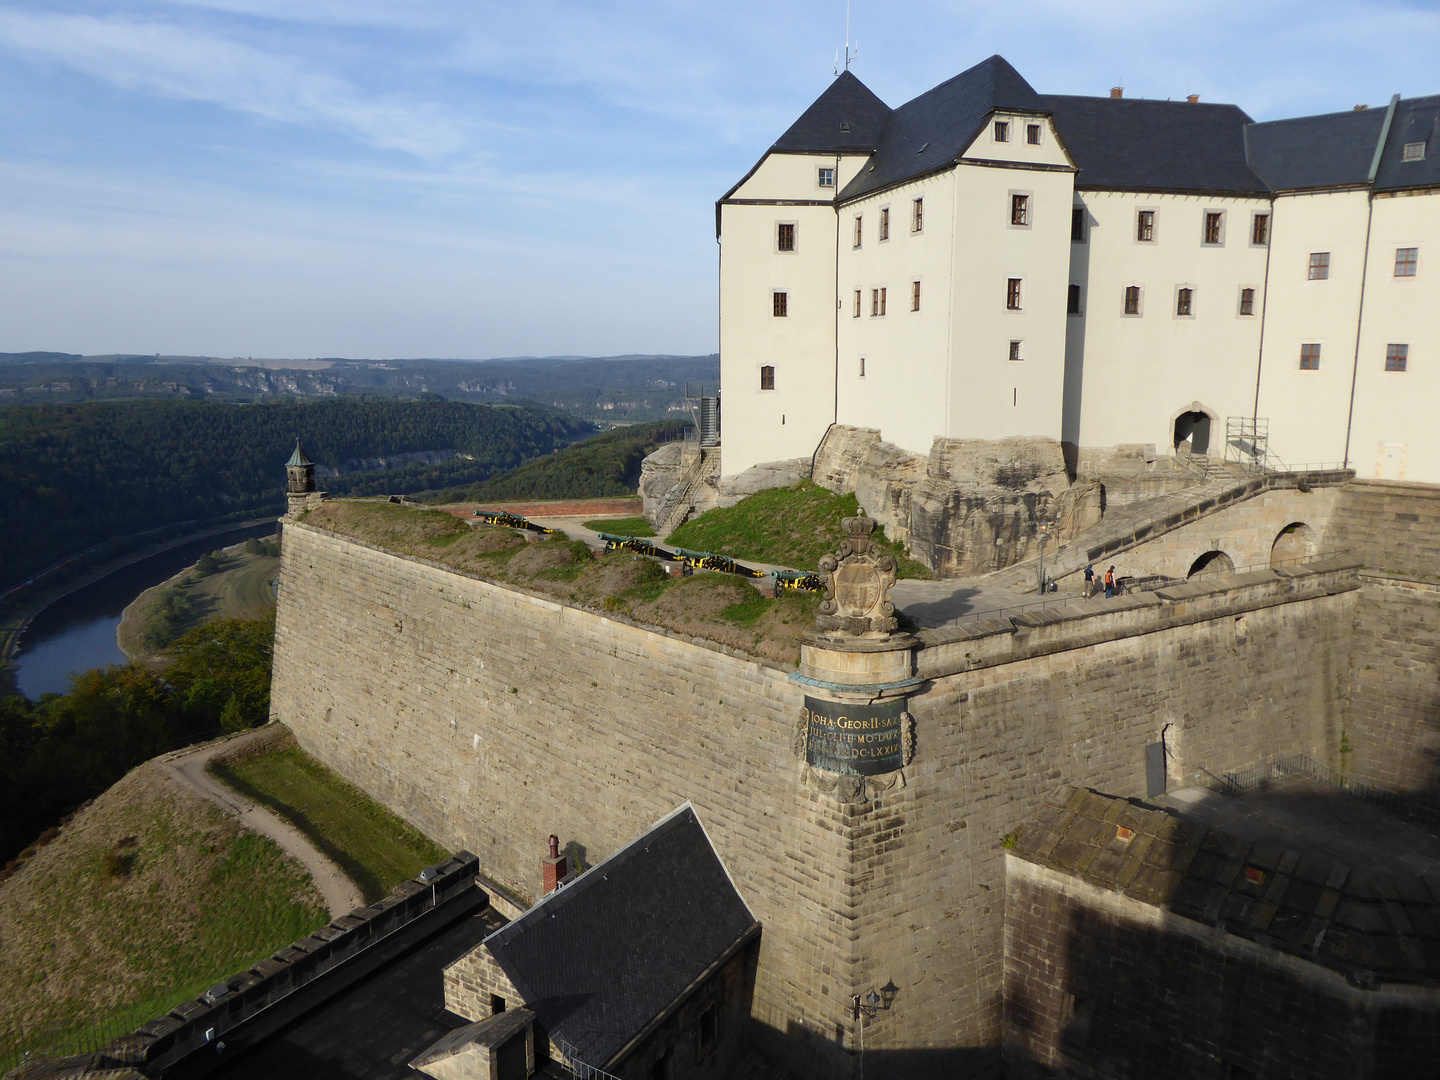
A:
[[2, 0, 1438, 359]]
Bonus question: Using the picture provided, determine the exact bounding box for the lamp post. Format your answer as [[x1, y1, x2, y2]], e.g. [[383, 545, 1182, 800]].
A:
[[1036, 519, 1050, 596], [852, 979, 899, 1020]]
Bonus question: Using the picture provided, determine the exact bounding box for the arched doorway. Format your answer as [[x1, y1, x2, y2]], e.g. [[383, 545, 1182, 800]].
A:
[[1271, 522, 1317, 567], [1188, 550, 1234, 578], [1173, 411, 1213, 456]]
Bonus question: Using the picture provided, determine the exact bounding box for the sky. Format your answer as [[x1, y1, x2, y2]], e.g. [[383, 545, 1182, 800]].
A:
[[2, 1, 1438, 360]]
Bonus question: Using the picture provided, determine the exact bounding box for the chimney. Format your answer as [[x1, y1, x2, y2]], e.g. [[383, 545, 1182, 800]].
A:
[[1354, 104, 1369, 111], [1110, 87, 1124, 99], [542, 835, 567, 895], [1186, 94, 1200, 104]]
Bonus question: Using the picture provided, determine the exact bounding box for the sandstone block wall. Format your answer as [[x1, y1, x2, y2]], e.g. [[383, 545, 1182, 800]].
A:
[[1326, 479, 1440, 581], [272, 524, 1359, 1080]]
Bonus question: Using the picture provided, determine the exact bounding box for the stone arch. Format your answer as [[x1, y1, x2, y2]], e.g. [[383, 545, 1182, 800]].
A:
[[1171, 401, 1220, 457], [1270, 522, 1317, 567], [1187, 549, 1234, 578]]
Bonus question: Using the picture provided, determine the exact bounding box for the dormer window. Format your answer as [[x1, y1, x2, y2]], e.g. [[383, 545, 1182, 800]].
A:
[[839, 122, 851, 134], [1026, 124, 1041, 145], [1403, 142, 1426, 161], [994, 120, 1010, 142], [818, 167, 835, 188]]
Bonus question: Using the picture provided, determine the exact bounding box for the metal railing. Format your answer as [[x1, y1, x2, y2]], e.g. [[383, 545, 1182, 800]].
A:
[[0, 1009, 143, 1074], [554, 1037, 625, 1080], [1222, 754, 1440, 832]]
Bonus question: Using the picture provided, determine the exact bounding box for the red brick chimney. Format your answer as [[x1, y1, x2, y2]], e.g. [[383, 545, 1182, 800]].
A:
[[542, 834, 567, 895], [1187, 94, 1200, 104], [1110, 87, 1124, 99]]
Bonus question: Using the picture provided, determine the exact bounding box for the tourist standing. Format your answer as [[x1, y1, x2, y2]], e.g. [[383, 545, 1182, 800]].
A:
[[1104, 566, 1116, 599], [1083, 564, 1095, 598]]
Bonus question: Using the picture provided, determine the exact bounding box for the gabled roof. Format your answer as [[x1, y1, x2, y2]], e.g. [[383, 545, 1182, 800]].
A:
[[285, 440, 313, 468], [771, 70, 891, 155], [1038, 95, 1266, 193], [1375, 94, 1440, 192], [1245, 106, 1389, 191], [482, 805, 759, 1070], [839, 55, 1043, 202]]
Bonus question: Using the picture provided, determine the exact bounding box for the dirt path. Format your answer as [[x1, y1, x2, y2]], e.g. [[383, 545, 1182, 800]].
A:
[[155, 728, 363, 919]]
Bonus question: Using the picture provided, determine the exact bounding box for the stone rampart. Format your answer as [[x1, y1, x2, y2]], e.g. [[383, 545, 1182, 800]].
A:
[[272, 523, 1362, 1079]]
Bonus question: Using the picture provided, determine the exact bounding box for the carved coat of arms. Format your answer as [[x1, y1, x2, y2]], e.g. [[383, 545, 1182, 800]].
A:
[[816, 512, 899, 636]]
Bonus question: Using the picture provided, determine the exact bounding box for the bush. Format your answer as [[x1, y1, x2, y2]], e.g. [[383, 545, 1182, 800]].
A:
[[195, 551, 222, 575]]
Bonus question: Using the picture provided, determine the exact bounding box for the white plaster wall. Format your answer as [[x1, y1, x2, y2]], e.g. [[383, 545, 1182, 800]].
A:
[[1065, 191, 1270, 455], [1348, 188, 1440, 482], [1255, 189, 1371, 468], [960, 113, 1072, 168]]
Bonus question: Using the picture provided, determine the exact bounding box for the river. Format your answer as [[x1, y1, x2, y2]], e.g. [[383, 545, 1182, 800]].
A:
[[11, 522, 279, 700]]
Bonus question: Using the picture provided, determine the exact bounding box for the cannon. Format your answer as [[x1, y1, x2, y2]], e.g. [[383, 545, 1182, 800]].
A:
[[473, 510, 558, 535]]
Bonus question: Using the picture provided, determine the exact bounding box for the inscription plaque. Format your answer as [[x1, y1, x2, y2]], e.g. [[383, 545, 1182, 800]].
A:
[[803, 695, 906, 776]]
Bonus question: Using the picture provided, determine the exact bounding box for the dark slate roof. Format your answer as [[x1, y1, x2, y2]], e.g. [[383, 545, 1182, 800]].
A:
[[771, 70, 892, 155], [286, 439, 313, 468], [1245, 106, 1388, 191], [1036, 95, 1265, 193], [1376, 94, 1440, 192], [482, 805, 759, 1069], [1010, 786, 1440, 986], [838, 55, 1043, 202]]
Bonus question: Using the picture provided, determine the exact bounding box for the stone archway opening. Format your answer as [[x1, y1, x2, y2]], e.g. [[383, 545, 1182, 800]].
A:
[[1173, 411, 1213, 456], [1271, 522, 1317, 567], [1187, 550, 1234, 578]]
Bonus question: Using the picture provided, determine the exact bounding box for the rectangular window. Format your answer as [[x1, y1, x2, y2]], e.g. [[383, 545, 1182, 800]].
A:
[[776, 223, 795, 252], [1067, 284, 1081, 314], [994, 120, 1009, 142], [859, 356, 866, 377], [1123, 285, 1142, 315], [1011, 194, 1029, 226], [879, 207, 889, 241], [1176, 287, 1193, 316], [1309, 252, 1330, 280], [1386, 344, 1409, 372], [878, 287, 886, 315], [912, 197, 924, 232], [698, 1004, 718, 1054], [772, 291, 787, 317], [1403, 142, 1426, 162], [1300, 343, 1321, 370], [1071, 207, 1086, 242], [853, 215, 862, 248], [1203, 211, 1224, 245], [1006, 278, 1022, 310], [1026, 123, 1041, 145], [911, 280, 921, 311], [490, 995, 506, 1015], [1252, 213, 1270, 245], [760, 365, 775, 390], [1239, 287, 1256, 316], [818, 167, 835, 188], [1395, 247, 1418, 276], [853, 289, 861, 317], [1137, 210, 1155, 242], [1008, 340, 1023, 362]]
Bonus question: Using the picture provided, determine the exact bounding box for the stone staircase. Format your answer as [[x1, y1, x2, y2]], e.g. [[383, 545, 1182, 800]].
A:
[[985, 467, 1352, 590]]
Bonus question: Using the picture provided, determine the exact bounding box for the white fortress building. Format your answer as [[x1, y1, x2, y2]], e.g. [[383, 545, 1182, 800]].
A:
[[717, 55, 1440, 484]]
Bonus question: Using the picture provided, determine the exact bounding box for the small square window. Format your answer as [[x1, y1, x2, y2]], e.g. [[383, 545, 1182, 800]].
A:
[[879, 207, 890, 241], [772, 291, 788, 317], [1011, 194, 1029, 226], [1123, 285, 1142, 315], [1203, 211, 1224, 245], [911, 280, 921, 311], [1309, 252, 1330, 280], [1006, 278, 1022, 310], [1300, 343, 1321, 370], [1137, 210, 1155, 242], [1239, 287, 1256, 316], [1252, 213, 1270, 246], [912, 197, 924, 232], [859, 356, 866, 377], [853, 289, 861, 318], [1386, 344, 1409, 372], [1176, 287, 1193, 316], [777, 223, 795, 252], [1395, 247, 1418, 276], [1026, 123, 1041, 145], [818, 167, 835, 188], [1403, 141, 1426, 162], [994, 120, 1010, 142], [1008, 339, 1023, 362], [853, 215, 863, 248], [760, 365, 775, 390], [490, 994, 506, 1015], [1071, 207, 1086, 242], [1067, 284, 1081, 315]]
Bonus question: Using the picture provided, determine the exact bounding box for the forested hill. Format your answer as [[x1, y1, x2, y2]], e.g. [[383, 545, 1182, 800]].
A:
[[0, 399, 592, 591]]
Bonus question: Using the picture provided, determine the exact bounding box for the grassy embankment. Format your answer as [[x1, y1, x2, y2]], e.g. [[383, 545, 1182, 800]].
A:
[[300, 500, 820, 665], [0, 760, 327, 1068], [118, 542, 281, 661], [208, 730, 448, 905], [667, 482, 932, 579]]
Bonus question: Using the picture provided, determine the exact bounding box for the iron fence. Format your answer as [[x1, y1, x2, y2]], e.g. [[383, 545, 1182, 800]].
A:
[[1223, 754, 1440, 833], [0, 1009, 144, 1074], [554, 1037, 625, 1080]]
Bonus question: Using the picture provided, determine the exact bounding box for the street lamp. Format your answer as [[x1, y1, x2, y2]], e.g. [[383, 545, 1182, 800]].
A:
[[853, 980, 900, 1019], [1036, 519, 1051, 596]]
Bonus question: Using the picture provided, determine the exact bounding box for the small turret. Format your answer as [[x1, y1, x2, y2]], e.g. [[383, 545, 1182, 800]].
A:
[[284, 439, 325, 516]]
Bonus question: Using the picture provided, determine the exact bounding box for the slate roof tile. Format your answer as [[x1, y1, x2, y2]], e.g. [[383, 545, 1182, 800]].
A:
[[771, 70, 892, 155]]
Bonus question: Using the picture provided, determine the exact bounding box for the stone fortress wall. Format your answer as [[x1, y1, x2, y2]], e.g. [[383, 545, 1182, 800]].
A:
[[268, 483, 1416, 1077]]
